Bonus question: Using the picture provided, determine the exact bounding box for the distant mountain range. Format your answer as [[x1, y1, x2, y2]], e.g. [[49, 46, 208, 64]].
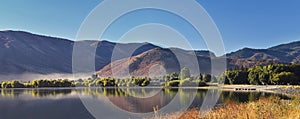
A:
[[1, 30, 300, 78], [227, 41, 300, 67]]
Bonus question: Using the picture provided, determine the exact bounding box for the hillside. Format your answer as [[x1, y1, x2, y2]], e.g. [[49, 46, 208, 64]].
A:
[[0, 30, 73, 74], [1, 30, 300, 79], [0, 30, 215, 78], [99, 41, 300, 77], [226, 41, 300, 67], [0, 30, 157, 75], [97, 47, 215, 77]]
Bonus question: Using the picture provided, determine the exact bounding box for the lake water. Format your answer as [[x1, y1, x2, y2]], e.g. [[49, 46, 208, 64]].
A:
[[0, 88, 288, 119]]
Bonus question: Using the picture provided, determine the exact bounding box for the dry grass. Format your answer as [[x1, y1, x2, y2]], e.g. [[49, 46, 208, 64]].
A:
[[148, 96, 300, 119], [280, 85, 300, 89]]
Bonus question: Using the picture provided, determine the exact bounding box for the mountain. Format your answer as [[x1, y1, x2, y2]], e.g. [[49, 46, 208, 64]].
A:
[[0, 30, 73, 74], [269, 41, 300, 63], [99, 41, 300, 77], [0, 30, 214, 77], [97, 48, 212, 77], [2, 30, 300, 78], [0, 30, 157, 75], [97, 47, 219, 78], [227, 41, 300, 67]]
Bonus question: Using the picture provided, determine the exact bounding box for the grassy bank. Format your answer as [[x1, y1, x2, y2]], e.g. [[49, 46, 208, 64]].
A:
[[149, 96, 300, 119]]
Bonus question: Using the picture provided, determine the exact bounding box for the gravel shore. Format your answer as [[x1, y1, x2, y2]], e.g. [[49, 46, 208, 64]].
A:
[[268, 86, 300, 96], [219, 85, 300, 97]]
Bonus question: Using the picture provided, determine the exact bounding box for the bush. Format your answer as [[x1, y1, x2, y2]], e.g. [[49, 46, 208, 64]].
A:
[[165, 80, 180, 87]]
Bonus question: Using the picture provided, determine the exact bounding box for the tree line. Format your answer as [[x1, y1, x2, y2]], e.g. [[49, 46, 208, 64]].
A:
[[4, 63, 298, 88], [1, 79, 73, 88], [0, 67, 215, 88], [219, 64, 300, 85], [163, 67, 214, 87]]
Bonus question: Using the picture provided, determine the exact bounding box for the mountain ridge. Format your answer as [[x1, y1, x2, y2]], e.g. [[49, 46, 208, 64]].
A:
[[1, 30, 300, 79], [0, 30, 214, 77]]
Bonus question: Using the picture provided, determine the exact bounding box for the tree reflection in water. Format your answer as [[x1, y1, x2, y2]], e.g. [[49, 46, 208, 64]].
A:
[[0, 88, 289, 113]]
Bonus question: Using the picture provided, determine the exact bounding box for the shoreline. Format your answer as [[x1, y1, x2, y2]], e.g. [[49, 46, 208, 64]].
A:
[[146, 85, 300, 119], [1, 85, 299, 96], [218, 85, 300, 96]]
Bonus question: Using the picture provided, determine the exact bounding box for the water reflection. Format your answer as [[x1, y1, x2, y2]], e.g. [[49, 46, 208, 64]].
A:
[[0, 88, 289, 119], [0, 88, 73, 98]]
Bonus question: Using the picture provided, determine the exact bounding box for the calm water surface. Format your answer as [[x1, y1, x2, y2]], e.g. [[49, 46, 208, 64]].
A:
[[0, 88, 288, 119]]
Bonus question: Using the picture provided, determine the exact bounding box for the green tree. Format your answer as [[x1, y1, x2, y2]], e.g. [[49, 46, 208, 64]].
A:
[[248, 67, 261, 85], [169, 72, 179, 80], [203, 74, 212, 82], [11, 80, 25, 88], [179, 67, 191, 80], [195, 74, 203, 81], [272, 72, 297, 85], [1, 82, 7, 88], [91, 74, 98, 80], [165, 80, 180, 87]]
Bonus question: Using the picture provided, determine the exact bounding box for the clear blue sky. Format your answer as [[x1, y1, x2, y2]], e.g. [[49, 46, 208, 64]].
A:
[[1, 0, 300, 53]]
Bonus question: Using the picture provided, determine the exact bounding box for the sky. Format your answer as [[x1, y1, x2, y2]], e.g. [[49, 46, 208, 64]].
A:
[[1, 0, 300, 53]]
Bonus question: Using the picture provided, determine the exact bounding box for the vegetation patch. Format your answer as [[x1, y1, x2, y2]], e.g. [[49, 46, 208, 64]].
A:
[[149, 96, 300, 119]]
